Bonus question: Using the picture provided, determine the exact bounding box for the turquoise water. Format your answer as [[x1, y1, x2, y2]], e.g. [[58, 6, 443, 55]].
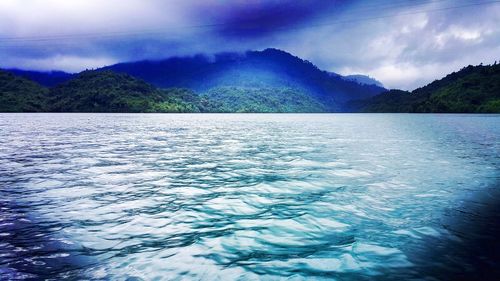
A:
[[0, 113, 499, 280]]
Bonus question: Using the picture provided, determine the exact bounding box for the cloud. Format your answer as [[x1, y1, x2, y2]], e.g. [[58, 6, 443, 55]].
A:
[[0, 0, 499, 90], [189, 1, 340, 38], [2, 55, 117, 72], [285, 1, 500, 89]]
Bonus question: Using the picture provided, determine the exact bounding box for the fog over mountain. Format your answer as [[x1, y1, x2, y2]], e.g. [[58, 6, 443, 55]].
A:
[[1, 49, 387, 112], [1, 0, 499, 89]]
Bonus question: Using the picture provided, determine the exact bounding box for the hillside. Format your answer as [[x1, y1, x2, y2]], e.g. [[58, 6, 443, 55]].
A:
[[3, 60, 498, 114], [202, 86, 330, 113], [48, 71, 205, 113], [102, 49, 386, 111], [0, 70, 48, 112], [7, 69, 74, 87], [352, 63, 500, 113], [1, 49, 386, 112], [343, 74, 384, 87], [44, 70, 329, 113], [0, 69, 334, 113]]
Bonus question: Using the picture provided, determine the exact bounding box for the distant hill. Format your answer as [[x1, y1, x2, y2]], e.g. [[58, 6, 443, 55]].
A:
[[48, 70, 205, 113], [0, 70, 48, 112], [202, 86, 330, 113], [4, 51, 497, 113], [343, 74, 384, 87], [1, 49, 386, 112], [102, 48, 386, 111], [45, 70, 334, 113], [0, 69, 336, 113], [7, 69, 74, 87], [351, 63, 500, 113]]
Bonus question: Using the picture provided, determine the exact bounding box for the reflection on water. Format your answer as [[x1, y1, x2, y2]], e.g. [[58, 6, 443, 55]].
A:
[[0, 113, 498, 280]]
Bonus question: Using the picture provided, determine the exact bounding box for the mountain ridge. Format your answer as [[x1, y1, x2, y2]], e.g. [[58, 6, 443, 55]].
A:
[[0, 70, 48, 112], [0, 69, 332, 113], [3, 48, 386, 111], [6, 69, 74, 87], [350, 63, 500, 113], [343, 74, 384, 87], [1, 50, 498, 113], [101, 48, 386, 111]]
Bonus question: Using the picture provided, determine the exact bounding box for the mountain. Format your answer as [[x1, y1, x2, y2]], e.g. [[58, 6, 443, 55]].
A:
[[46, 70, 332, 113], [7, 69, 74, 87], [0, 69, 336, 113], [48, 70, 206, 113], [102, 48, 386, 111], [1, 49, 386, 112], [343, 74, 384, 87], [202, 86, 329, 113], [0, 70, 48, 112], [351, 63, 500, 113], [4, 51, 497, 113]]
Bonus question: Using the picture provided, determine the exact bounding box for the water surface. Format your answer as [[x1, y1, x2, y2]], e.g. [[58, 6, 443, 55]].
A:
[[0, 113, 499, 280]]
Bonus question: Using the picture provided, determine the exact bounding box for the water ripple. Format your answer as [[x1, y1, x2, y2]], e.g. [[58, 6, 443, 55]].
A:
[[0, 113, 499, 280]]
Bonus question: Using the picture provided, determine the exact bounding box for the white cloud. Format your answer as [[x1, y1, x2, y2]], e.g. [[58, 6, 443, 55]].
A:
[[292, 3, 500, 90], [400, 14, 429, 34], [0, 0, 189, 37], [434, 25, 484, 49], [0, 0, 499, 90], [2, 55, 117, 72]]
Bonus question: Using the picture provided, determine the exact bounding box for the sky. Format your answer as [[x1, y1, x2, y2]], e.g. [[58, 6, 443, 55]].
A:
[[0, 0, 499, 90]]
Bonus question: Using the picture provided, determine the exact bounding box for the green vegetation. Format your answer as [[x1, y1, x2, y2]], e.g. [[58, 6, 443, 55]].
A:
[[0, 70, 209, 113], [103, 48, 386, 111], [202, 86, 329, 113], [0, 70, 331, 113], [153, 88, 210, 113], [1, 63, 499, 113], [48, 71, 205, 113], [354, 63, 500, 113], [0, 70, 48, 112]]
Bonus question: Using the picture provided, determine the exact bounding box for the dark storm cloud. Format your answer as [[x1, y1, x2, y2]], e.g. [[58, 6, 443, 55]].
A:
[[191, 1, 343, 38], [0, 0, 499, 89]]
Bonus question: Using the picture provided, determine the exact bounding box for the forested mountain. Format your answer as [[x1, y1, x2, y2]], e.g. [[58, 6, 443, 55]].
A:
[[343, 75, 384, 87], [351, 63, 500, 113], [44, 71, 331, 113], [102, 48, 386, 111], [7, 69, 74, 87], [48, 71, 206, 112], [0, 70, 209, 113], [0, 70, 328, 113], [1, 49, 386, 112], [2, 55, 498, 113], [0, 70, 48, 112], [202, 86, 330, 113]]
